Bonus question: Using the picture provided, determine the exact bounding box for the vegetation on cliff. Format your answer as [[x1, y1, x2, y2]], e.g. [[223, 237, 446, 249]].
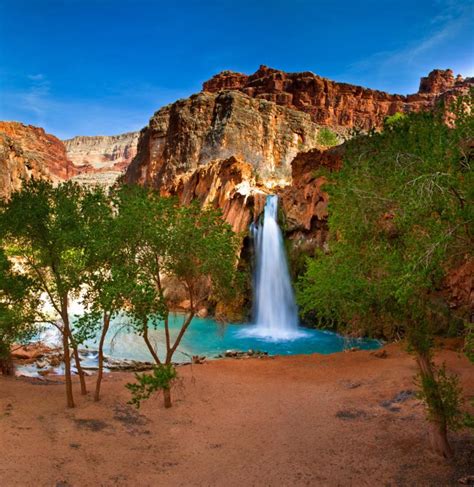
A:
[[297, 93, 473, 457]]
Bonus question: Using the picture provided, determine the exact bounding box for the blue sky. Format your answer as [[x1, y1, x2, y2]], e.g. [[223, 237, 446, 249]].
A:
[[0, 0, 473, 139]]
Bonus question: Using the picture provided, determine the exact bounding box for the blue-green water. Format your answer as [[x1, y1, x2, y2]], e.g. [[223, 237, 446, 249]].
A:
[[85, 314, 381, 363], [16, 314, 381, 377]]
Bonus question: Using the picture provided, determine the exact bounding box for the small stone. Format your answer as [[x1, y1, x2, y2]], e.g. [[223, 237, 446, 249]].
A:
[[371, 349, 388, 359]]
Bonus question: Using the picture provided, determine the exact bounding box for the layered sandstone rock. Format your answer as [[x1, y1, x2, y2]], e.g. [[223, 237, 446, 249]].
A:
[[64, 132, 139, 172], [167, 156, 268, 233], [125, 90, 324, 190], [0, 122, 77, 199], [125, 65, 472, 240], [203, 66, 473, 131]]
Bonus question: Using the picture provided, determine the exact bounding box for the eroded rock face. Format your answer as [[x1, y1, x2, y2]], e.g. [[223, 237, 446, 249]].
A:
[[63, 132, 140, 187], [125, 65, 472, 247], [0, 122, 77, 199], [419, 69, 458, 94], [166, 155, 268, 233], [279, 145, 343, 237], [64, 132, 139, 172], [203, 66, 473, 131], [125, 90, 323, 190]]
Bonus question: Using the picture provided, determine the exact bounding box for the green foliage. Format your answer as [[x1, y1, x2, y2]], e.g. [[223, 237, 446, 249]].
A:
[[126, 364, 177, 408], [384, 112, 407, 128], [0, 179, 92, 316], [317, 127, 339, 148], [298, 93, 473, 341], [416, 362, 465, 431], [0, 248, 38, 365], [297, 92, 473, 439], [113, 185, 239, 359]]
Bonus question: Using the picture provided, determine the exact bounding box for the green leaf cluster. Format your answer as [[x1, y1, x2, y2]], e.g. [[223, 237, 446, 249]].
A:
[[317, 127, 339, 148], [126, 364, 177, 409]]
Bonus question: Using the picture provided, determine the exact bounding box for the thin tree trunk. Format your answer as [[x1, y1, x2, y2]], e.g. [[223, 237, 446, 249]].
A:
[[142, 319, 161, 365], [166, 312, 194, 363], [95, 313, 111, 402], [163, 388, 172, 408], [61, 315, 75, 408], [416, 352, 453, 458]]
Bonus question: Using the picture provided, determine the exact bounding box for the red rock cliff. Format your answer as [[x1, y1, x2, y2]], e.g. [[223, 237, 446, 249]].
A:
[[203, 66, 472, 131], [0, 122, 78, 199]]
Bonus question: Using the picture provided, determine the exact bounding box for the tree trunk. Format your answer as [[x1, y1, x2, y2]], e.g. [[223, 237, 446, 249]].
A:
[[142, 319, 161, 365], [61, 297, 75, 408], [416, 352, 453, 458], [95, 313, 110, 402], [71, 343, 87, 395], [428, 421, 453, 458], [62, 322, 75, 408], [0, 354, 14, 376], [163, 388, 172, 408]]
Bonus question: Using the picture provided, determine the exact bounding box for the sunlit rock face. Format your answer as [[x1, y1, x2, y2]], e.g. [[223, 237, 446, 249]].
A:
[[64, 132, 139, 172], [165, 155, 268, 234], [63, 132, 139, 186], [204, 66, 473, 131], [0, 122, 77, 199], [124, 90, 322, 190], [125, 66, 472, 238]]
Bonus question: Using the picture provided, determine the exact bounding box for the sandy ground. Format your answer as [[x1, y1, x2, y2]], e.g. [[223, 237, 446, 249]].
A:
[[0, 344, 473, 487]]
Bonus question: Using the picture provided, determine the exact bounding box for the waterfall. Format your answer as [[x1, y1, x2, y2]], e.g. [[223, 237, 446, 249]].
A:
[[244, 195, 306, 341]]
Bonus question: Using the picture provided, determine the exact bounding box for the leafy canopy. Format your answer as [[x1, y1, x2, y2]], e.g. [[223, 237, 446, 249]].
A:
[[298, 93, 473, 346]]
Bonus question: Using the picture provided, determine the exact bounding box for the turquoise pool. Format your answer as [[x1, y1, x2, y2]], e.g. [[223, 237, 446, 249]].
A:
[[81, 314, 382, 363]]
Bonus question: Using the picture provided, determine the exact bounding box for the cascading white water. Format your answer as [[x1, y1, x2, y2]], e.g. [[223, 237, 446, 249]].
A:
[[244, 195, 306, 341]]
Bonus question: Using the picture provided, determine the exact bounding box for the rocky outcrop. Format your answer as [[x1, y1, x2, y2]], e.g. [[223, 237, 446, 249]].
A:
[[125, 65, 472, 243], [278, 145, 344, 245], [64, 132, 139, 172], [166, 155, 268, 233], [124, 90, 324, 190], [418, 69, 463, 94], [203, 66, 473, 131], [0, 122, 77, 199], [64, 132, 139, 187]]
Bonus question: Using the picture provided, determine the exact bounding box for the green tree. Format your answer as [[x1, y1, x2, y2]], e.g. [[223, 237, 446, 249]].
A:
[[298, 95, 473, 457], [116, 186, 239, 408], [0, 248, 39, 374], [73, 186, 134, 401], [0, 179, 92, 407]]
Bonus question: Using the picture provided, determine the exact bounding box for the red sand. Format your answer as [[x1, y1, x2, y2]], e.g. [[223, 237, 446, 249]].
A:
[[1, 344, 472, 486]]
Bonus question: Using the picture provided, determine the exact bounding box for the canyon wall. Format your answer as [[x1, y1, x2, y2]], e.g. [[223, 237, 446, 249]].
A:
[[124, 90, 324, 190], [125, 66, 472, 236], [64, 132, 139, 172], [0, 124, 140, 198], [203, 66, 473, 131], [64, 132, 139, 186], [0, 122, 77, 199]]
